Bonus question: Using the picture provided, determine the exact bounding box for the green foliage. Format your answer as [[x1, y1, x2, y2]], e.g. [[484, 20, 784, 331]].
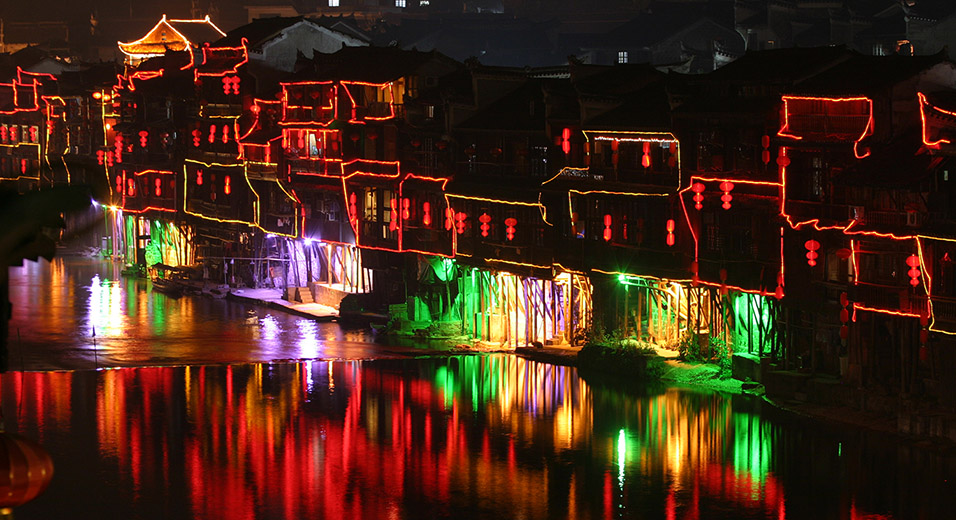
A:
[[678, 333, 734, 378]]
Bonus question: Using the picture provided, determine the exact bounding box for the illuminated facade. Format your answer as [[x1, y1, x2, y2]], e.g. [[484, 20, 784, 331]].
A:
[[16, 32, 956, 410]]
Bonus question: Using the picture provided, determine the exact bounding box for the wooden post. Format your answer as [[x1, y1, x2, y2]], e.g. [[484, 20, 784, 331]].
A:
[[636, 290, 643, 339], [624, 285, 630, 338]]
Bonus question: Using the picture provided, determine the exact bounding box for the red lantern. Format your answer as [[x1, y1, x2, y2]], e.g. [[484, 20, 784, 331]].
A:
[[114, 134, 124, 163], [478, 213, 491, 237], [349, 192, 358, 226], [207, 125, 216, 144], [504, 217, 517, 241], [445, 208, 455, 231], [127, 178, 135, 197], [775, 271, 784, 300], [139, 130, 149, 148], [0, 432, 55, 511], [691, 261, 699, 287], [642, 141, 651, 168], [691, 182, 705, 210], [422, 202, 431, 227], [96, 150, 104, 165], [561, 127, 571, 155], [906, 254, 921, 287], [222, 125, 229, 144], [154, 178, 162, 197], [603, 214, 612, 242], [224, 175, 231, 195], [804, 239, 820, 266], [192, 129, 201, 147], [719, 181, 734, 210], [666, 219, 675, 246], [389, 198, 398, 232], [836, 248, 851, 260], [116, 175, 122, 193], [455, 212, 467, 235], [196, 170, 203, 186], [402, 198, 410, 220], [105, 151, 113, 168]]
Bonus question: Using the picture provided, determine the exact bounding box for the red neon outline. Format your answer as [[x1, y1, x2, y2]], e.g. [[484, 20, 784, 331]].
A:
[[778, 96, 874, 158], [918, 92, 955, 148]]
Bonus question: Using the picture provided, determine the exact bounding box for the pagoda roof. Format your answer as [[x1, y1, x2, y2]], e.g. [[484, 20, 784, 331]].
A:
[[118, 15, 226, 59]]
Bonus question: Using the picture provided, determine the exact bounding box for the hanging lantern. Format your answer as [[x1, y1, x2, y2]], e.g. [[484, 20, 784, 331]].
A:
[[224, 175, 231, 195], [906, 254, 921, 287], [127, 178, 135, 197], [192, 129, 201, 147], [207, 125, 216, 144], [116, 175, 123, 194], [504, 217, 517, 241], [96, 150, 104, 165], [114, 135, 124, 163], [611, 139, 619, 166], [196, 170, 203, 186], [154, 178, 162, 197], [603, 214, 612, 242], [455, 212, 467, 235], [445, 208, 455, 231], [367, 130, 379, 140], [719, 181, 734, 210], [691, 182, 705, 210], [139, 130, 149, 148], [349, 192, 358, 226], [105, 151, 113, 168], [478, 213, 491, 237], [836, 248, 851, 260], [776, 148, 790, 168], [761, 134, 770, 164], [402, 198, 410, 220], [642, 141, 651, 168], [775, 271, 784, 300], [422, 201, 432, 227], [222, 125, 229, 144], [0, 432, 54, 512], [666, 219, 675, 247], [805, 239, 820, 267], [562, 127, 571, 155], [389, 198, 398, 232], [350, 132, 360, 143]]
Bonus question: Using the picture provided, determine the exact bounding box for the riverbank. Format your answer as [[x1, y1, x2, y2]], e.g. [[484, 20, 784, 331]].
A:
[[214, 289, 956, 447], [516, 343, 956, 448]]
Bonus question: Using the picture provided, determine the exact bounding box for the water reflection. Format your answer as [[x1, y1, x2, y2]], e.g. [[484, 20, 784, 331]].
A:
[[2, 357, 952, 519], [7, 257, 396, 370]]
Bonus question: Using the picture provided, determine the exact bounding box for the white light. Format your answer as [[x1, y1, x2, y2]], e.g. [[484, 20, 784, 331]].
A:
[[303, 237, 315, 244]]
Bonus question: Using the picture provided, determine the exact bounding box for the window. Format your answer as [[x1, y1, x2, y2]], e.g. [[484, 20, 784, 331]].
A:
[[329, 0, 339, 6], [617, 51, 628, 64], [395, 0, 406, 7]]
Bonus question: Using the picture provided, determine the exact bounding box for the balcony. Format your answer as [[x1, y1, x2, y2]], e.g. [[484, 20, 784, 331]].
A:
[[850, 282, 927, 315]]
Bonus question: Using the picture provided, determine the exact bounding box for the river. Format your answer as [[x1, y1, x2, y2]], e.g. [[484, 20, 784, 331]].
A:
[[3, 257, 954, 519]]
